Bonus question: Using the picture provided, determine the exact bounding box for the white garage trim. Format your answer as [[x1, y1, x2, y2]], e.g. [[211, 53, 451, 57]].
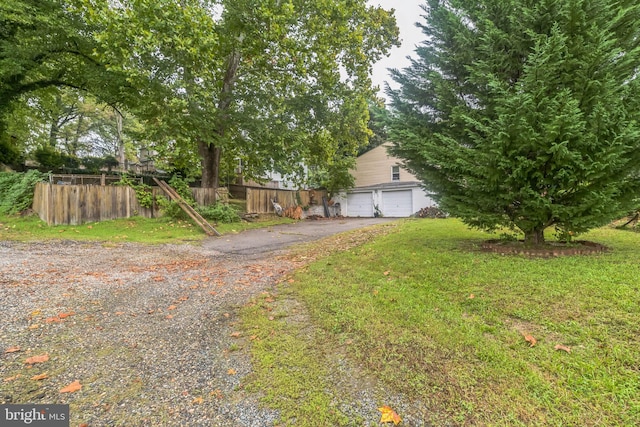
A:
[[381, 190, 413, 217]]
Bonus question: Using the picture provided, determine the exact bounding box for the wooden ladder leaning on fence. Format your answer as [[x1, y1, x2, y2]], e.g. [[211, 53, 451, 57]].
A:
[[153, 178, 221, 237]]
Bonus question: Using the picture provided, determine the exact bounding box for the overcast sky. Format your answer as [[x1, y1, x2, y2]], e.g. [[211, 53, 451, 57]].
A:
[[368, 0, 426, 101]]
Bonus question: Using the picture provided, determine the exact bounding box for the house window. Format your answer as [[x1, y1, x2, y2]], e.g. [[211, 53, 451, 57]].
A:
[[391, 165, 400, 181]]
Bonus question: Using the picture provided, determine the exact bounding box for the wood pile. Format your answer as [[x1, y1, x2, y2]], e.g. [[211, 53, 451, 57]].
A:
[[283, 206, 303, 220]]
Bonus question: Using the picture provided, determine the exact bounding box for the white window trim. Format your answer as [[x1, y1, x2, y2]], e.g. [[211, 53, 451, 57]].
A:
[[391, 165, 400, 181]]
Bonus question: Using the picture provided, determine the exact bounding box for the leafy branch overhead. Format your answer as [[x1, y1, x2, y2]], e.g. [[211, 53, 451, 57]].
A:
[[1, 0, 400, 191]]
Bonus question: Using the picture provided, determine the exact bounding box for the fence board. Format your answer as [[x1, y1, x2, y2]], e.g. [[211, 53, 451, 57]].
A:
[[32, 182, 327, 225], [245, 188, 327, 214], [32, 182, 227, 225]]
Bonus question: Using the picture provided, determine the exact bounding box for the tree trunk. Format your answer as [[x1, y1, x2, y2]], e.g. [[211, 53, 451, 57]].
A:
[[199, 140, 221, 196], [524, 228, 545, 246], [48, 119, 60, 147], [115, 110, 124, 169]]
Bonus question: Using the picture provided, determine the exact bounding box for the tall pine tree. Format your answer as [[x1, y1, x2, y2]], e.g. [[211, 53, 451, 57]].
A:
[[387, 0, 640, 244]]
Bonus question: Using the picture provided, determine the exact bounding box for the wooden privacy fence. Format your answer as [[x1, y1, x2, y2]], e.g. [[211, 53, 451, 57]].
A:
[[33, 182, 228, 226], [245, 187, 327, 214]]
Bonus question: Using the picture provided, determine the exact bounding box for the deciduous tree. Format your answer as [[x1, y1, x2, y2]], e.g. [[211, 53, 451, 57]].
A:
[[84, 0, 399, 191], [0, 0, 129, 137]]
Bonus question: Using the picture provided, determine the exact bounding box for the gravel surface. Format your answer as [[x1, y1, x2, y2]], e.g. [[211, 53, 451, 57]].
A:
[[1, 239, 290, 426], [0, 219, 431, 426]]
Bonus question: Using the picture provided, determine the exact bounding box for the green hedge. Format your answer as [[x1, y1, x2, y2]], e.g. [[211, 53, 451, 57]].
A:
[[0, 170, 47, 214]]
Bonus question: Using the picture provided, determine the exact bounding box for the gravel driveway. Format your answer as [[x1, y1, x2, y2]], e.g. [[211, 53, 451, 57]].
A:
[[0, 218, 394, 426]]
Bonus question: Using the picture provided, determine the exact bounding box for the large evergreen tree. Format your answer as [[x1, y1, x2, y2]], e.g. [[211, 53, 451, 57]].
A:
[[387, 0, 640, 244]]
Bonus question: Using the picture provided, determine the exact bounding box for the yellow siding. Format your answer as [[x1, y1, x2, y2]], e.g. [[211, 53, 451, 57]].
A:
[[351, 143, 418, 187]]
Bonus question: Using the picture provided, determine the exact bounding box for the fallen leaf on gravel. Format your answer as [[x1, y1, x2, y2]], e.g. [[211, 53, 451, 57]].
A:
[[223, 313, 230, 318], [58, 312, 75, 319], [31, 373, 49, 381], [28, 324, 40, 330], [379, 405, 402, 425], [4, 346, 21, 353], [25, 354, 49, 365], [178, 296, 189, 301], [4, 375, 21, 382], [165, 314, 174, 319], [45, 317, 61, 323], [60, 380, 82, 393], [230, 331, 242, 337], [227, 369, 236, 375], [168, 305, 177, 311], [554, 344, 572, 353], [192, 397, 204, 404], [210, 389, 223, 399], [523, 334, 537, 347], [115, 312, 125, 316]]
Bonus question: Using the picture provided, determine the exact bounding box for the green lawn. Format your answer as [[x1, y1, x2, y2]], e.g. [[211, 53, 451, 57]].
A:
[[243, 219, 640, 426], [0, 213, 292, 244]]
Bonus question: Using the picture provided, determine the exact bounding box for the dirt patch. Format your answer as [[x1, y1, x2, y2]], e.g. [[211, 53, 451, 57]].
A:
[[480, 240, 607, 257]]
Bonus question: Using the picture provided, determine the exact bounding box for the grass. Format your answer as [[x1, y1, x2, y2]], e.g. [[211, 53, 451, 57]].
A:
[[243, 294, 355, 426], [0, 213, 293, 244], [242, 219, 640, 426]]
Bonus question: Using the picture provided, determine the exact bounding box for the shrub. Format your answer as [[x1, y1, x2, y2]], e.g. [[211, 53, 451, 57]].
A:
[[0, 170, 47, 214], [34, 146, 64, 169], [197, 203, 241, 223], [114, 174, 155, 208]]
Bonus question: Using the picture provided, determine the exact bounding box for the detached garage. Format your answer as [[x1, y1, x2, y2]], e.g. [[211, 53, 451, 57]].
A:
[[338, 182, 436, 218], [337, 142, 438, 218]]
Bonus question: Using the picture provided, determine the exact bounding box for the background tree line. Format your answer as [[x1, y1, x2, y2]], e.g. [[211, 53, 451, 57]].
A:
[[1, 0, 398, 195]]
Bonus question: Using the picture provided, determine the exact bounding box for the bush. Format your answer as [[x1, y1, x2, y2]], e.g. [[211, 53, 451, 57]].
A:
[[34, 146, 64, 170], [0, 138, 21, 166], [114, 174, 155, 209], [197, 203, 241, 223], [155, 175, 196, 220], [0, 170, 47, 214], [168, 175, 196, 205], [159, 200, 188, 220]]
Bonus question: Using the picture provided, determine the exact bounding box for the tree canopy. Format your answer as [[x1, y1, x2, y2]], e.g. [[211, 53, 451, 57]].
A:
[[387, 0, 640, 244], [1, 0, 399, 192], [79, 0, 398, 189], [0, 0, 128, 129]]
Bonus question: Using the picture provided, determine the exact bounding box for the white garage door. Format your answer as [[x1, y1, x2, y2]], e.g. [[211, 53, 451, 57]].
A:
[[346, 192, 373, 217], [382, 190, 412, 217]]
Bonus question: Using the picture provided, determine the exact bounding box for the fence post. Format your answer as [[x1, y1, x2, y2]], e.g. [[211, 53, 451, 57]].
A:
[[126, 186, 131, 218], [47, 182, 53, 225]]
